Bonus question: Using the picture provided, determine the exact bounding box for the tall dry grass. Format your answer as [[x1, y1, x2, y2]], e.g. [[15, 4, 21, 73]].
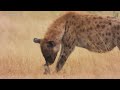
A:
[[0, 11, 120, 79]]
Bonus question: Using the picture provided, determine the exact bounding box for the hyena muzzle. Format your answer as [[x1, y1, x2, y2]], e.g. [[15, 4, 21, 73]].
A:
[[33, 38, 59, 74]]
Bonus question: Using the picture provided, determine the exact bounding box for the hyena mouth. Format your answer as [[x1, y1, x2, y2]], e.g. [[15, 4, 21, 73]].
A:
[[45, 56, 55, 65]]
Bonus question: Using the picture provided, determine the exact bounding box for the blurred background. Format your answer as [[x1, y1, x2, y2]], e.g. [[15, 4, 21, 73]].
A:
[[0, 11, 120, 79]]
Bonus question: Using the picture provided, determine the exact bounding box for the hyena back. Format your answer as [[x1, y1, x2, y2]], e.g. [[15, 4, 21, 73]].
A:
[[34, 12, 120, 74]]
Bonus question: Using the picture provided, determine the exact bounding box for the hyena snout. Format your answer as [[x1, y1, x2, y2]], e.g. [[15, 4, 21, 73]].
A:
[[33, 38, 41, 44], [45, 55, 56, 65]]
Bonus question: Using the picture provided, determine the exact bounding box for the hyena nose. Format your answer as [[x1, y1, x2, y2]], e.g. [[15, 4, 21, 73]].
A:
[[45, 56, 54, 65]]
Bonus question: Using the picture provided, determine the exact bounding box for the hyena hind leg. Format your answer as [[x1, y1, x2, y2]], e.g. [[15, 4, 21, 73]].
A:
[[56, 44, 75, 72]]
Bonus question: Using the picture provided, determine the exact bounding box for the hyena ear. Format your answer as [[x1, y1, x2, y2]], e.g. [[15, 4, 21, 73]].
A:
[[47, 41, 56, 48], [33, 38, 41, 44]]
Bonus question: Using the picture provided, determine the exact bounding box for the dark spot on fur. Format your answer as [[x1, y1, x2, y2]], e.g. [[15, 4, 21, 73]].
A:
[[86, 18, 89, 22], [64, 43, 71, 49], [113, 34, 116, 38], [81, 29, 85, 32], [80, 20, 83, 25], [99, 33, 102, 36], [105, 42, 107, 45], [87, 43, 89, 47], [93, 17, 96, 19], [108, 32, 111, 36], [67, 25, 69, 30], [89, 27, 93, 30], [101, 25, 105, 29], [117, 32, 119, 35], [102, 34, 104, 36], [77, 25, 80, 29], [118, 37, 120, 40], [71, 22, 74, 25], [99, 21, 103, 24], [99, 16, 102, 19], [61, 55, 64, 59], [106, 33, 108, 36], [116, 25, 120, 30], [71, 39, 75, 45], [72, 15, 75, 18], [97, 24, 100, 28], [95, 21, 97, 24], [113, 26, 116, 30], [67, 36, 70, 41], [88, 36, 92, 41], [97, 42, 100, 45], [109, 22, 112, 25], [68, 45, 71, 49], [88, 20, 90, 24], [64, 44, 68, 48], [107, 16, 110, 18], [97, 36, 100, 40], [66, 21, 68, 24], [106, 38, 108, 42], [71, 21, 73, 25]]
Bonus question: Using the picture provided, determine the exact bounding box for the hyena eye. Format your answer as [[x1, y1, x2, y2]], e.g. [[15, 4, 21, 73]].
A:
[[47, 41, 56, 48]]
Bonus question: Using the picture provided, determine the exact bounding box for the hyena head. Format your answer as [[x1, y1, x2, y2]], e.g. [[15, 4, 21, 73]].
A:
[[33, 38, 60, 65]]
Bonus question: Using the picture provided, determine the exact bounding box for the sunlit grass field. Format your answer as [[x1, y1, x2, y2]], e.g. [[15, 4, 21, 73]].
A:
[[1, 11, 120, 79]]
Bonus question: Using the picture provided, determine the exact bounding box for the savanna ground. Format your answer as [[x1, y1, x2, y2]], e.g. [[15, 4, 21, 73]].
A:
[[1, 11, 120, 79]]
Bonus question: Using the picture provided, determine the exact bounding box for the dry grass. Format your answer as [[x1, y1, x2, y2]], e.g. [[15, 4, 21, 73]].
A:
[[1, 11, 120, 79]]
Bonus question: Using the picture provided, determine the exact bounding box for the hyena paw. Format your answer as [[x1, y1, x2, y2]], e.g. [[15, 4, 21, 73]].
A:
[[56, 64, 62, 72]]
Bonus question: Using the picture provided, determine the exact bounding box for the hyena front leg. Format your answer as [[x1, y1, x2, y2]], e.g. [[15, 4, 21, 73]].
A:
[[56, 43, 75, 72]]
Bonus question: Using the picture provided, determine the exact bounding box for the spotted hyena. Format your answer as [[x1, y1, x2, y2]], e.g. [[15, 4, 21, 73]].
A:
[[33, 12, 120, 74]]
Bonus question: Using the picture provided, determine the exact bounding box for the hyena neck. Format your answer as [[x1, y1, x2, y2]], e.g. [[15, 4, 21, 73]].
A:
[[44, 14, 67, 45]]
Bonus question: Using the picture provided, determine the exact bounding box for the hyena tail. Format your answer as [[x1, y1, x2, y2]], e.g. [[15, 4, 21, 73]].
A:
[[33, 38, 41, 44]]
